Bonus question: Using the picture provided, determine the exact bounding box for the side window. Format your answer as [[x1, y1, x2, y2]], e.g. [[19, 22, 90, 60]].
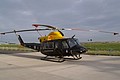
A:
[[55, 42, 59, 48], [62, 41, 69, 48], [43, 42, 54, 49], [48, 42, 54, 49]]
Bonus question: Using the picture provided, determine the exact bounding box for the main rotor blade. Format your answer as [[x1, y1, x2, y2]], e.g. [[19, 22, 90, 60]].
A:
[[0, 28, 51, 35], [32, 24, 57, 29], [61, 28, 119, 35], [1, 24, 119, 36]]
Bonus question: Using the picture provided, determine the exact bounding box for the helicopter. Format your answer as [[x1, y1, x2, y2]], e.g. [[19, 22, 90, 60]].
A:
[[0, 24, 119, 62]]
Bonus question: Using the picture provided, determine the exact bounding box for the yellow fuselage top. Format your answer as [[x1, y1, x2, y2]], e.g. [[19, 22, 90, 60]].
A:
[[39, 31, 64, 42]]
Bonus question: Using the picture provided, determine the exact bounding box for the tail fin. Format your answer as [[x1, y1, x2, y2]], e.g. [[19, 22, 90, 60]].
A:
[[17, 35, 24, 46], [17, 34, 41, 51]]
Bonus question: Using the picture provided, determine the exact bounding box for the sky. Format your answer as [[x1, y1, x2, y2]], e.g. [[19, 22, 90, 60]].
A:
[[0, 0, 120, 43]]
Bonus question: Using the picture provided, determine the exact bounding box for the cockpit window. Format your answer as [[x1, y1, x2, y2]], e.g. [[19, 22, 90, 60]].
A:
[[67, 39, 77, 48]]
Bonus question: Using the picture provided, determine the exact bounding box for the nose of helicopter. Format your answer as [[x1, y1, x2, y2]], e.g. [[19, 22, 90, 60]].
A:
[[71, 45, 87, 54], [79, 47, 88, 53]]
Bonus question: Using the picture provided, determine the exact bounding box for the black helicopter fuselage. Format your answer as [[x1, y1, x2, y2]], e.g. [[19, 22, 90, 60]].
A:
[[17, 35, 87, 59], [40, 38, 87, 57]]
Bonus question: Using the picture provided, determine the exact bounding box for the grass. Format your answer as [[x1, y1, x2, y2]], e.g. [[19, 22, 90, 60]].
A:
[[0, 44, 35, 52], [86, 50, 120, 56], [82, 42, 120, 56], [0, 42, 120, 56]]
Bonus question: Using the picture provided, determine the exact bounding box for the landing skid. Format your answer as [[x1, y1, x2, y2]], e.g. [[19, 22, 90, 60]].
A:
[[41, 55, 82, 62], [41, 56, 65, 62]]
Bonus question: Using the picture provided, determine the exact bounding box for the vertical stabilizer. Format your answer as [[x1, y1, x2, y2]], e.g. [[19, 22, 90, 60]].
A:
[[17, 35, 24, 46]]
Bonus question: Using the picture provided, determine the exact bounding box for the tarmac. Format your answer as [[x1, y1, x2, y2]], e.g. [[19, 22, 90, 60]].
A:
[[0, 51, 120, 80]]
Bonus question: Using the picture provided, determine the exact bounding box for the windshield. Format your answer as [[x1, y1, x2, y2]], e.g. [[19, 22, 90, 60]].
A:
[[74, 39, 80, 45], [67, 39, 77, 48]]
